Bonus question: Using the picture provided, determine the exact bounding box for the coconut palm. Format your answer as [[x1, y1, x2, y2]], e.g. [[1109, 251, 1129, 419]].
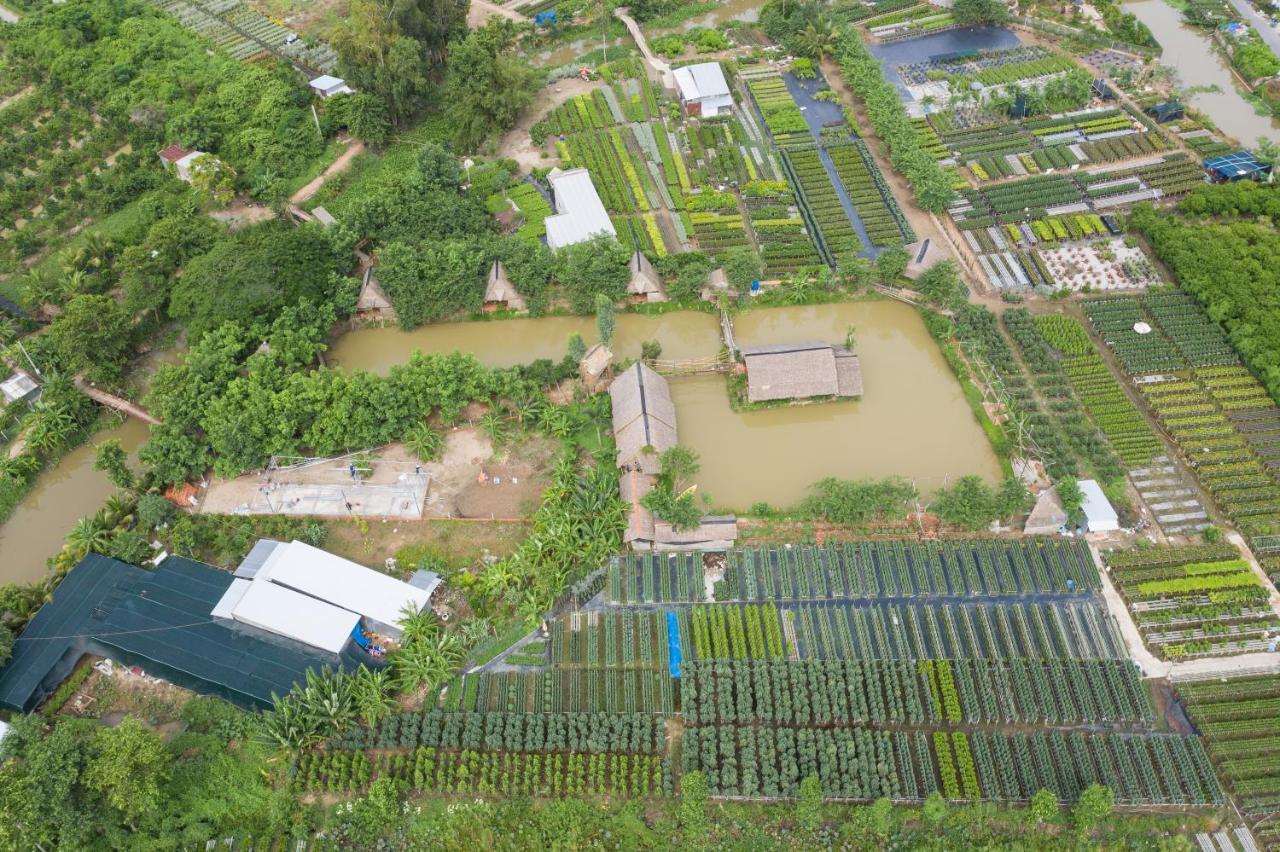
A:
[[406, 422, 445, 462], [479, 410, 507, 446], [66, 516, 111, 561]]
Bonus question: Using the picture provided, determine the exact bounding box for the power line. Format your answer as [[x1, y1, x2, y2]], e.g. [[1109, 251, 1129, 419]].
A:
[[14, 619, 219, 643]]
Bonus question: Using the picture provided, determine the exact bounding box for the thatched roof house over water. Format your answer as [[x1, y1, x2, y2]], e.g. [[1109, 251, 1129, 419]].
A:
[[609, 362, 677, 475], [741, 343, 863, 403]]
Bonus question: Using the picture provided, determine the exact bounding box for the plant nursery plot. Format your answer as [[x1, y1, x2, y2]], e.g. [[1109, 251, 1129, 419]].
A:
[[1103, 545, 1279, 659], [548, 610, 672, 670], [718, 539, 1098, 601], [607, 551, 707, 604], [780, 145, 863, 264], [784, 598, 1124, 660], [826, 139, 914, 246], [1178, 673, 1280, 822], [1083, 296, 1184, 375]]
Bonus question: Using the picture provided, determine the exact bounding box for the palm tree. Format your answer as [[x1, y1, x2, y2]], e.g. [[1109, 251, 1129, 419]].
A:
[[406, 423, 445, 462], [797, 19, 836, 61], [480, 410, 507, 446], [66, 517, 111, 561]]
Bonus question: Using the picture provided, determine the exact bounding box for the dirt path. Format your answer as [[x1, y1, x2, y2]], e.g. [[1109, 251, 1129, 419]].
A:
[[291, 139, 365, 206], [0, 4, 18, 23], [497, 77, 603, 171], [468, 0, 526, 27]]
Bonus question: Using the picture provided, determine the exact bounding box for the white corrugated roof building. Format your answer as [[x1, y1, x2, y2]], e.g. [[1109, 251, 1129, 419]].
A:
[[1077, 479, 1119, 532], [674, 62, 733, 117], [544, 167, 616, 249], [210, 540, 439, 653]]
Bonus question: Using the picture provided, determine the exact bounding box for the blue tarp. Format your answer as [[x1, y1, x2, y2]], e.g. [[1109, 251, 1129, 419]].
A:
[[535, 10, 557, 26], [666, 611, 682, 678]]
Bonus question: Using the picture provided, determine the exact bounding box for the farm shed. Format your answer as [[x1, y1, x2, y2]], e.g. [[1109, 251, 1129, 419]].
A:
[[544, 167, 617, 249], [1146, 101, 1184, 124], [1078, 479, 1120, 532], [157, 144, 206, 183], [230, 539, 436, 637], [1204, 151, 1272, 183], [0, 554, 378, 713], [904, 238, 946, 280], [741, 343, 863, 403], [673, 62, 733, 117], [484, 260, 526, 311], [628, 250, 667, 302], [0, 371, 38, 406], [309, 75, 352, 98], [609, 362, 678, 475], [579, 342, 614, 393], [355, 270, 395, 321]]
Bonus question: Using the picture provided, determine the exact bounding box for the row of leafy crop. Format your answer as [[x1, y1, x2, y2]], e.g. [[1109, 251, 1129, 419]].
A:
[[607, 550, 706, 604], [1035, 314, 1163, 466], [448, 670, 675, 714], [679, 658, 1152, 726], [956, 304, 1096, 483], [683, 724, 1222, 804], [327, 710, 666, 753], [1177, 674, 1280, 821], [716, 538, 1099, 602], [566, 128, 650, 213], [834, 32, 955, 212], [746, 195, 823, 276], [781, 145, 863, 264], [786, 598, 1125, 661], [291, 746, 670, 797], [826, 139, 915, 246], [1003, 308, 1126, 485], [1103, 546, 1278, 659], [549, 610, 670, 669], [688, 603, 786, 660]]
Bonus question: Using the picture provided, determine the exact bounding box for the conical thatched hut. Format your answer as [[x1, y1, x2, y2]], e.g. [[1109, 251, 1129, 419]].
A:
[[484, 261, 526, 311], [627, 251, 667, 303]]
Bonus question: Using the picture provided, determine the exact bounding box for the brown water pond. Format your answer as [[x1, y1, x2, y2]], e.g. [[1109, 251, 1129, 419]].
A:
[[330, 301, 1003, 510], [1126, 0, 1280, 144], [0, 417, 149, 585]]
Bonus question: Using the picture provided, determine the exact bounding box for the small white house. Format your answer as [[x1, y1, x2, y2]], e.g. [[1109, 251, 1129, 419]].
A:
[[1077, 479, 1119, 532], [157, 145, 220, 184], [309, 75, 353, 98], [0, 372, 38, 406], [544, 167, 616, 250], [673, 62, 733, 117]]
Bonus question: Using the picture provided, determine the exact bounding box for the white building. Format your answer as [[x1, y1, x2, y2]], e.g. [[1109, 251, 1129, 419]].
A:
[[210, 540, 441, 654], [0, 372, 38, 406], [1077, 479, 1120, 533], [309, 75, 353, 98], [673, 62, 733, 117], [544, 167, 616, 250]]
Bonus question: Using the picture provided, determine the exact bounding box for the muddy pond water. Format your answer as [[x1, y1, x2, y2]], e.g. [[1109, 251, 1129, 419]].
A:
[[0, 417, 149, 585], [330, 302, 1002, 510], [1125, 0, 1280, 144]]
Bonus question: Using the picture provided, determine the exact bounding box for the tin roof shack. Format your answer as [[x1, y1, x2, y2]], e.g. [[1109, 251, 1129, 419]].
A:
[[741, 343, 863, 404], [0, 554, 381, 713], [545, 168, 616, 249], [0, 372, 38, 406], [1078, 479, 1120, 532], [157, 145, 216, 184], [483, 261, 526, 311], [1146, 101, 1184, 124], [309, 75, 353, 98], [674, 62, 733, 117]]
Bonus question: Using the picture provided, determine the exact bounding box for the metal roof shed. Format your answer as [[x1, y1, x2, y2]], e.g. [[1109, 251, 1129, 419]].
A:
[[1205, 151, 1272, 182], [255, 540, 433, 634], [544, 168, 616, 249], [1078, 479, 1119, 532], [225, 579, 359, 654], [674, 62, 733, 117]]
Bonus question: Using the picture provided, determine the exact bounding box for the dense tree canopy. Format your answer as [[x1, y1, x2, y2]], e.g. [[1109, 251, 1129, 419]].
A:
[[442, 19, 541, 151], [1130, 187, 1280, 403], [953, 0, 1010, 25]]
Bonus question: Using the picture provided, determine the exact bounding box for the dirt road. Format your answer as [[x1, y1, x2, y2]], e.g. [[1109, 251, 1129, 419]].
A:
[[291, 139, 366, 206], [468, 0, 526, 27], [496, 77, 603, 171]]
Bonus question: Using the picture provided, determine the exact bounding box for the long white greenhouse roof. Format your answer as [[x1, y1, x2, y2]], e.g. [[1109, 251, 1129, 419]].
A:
[[223, 578, 359, 654], [545, 168, 616, 249], [255, 540, 432, 630]]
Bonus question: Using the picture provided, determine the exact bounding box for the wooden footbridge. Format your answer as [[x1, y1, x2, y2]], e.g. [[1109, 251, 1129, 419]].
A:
[[74, 376, 161, 425]]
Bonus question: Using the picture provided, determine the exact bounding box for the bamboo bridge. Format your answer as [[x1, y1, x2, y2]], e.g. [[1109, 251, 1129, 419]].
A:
[[74, 376, 161, 425]]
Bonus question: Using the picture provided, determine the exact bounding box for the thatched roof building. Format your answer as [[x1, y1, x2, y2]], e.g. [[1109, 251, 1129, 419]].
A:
[[1024, 487, 1068, 536], [579, 343, 613, 393], [651, 516, 739, 551], [484, 261, 526, 311], [741, 343, 863, 403], [355, 271, 395, 321], [609, 363, 678, 474], [627, 251, 667, 303]]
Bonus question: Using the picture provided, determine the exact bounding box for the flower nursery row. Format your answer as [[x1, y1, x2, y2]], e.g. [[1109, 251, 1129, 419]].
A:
[[682, 724, 1222, 805], [785, 597, 1125, 661], [678, 657, 1152, 727], [826, 138, 915, 246], [548, 610, 672, 670], [1177, 674, 1280, 824], [688, 603, 786, 661], [715, 538, 1100, 602], [781, 145, 863, 264], [448, 669, 676, 715]]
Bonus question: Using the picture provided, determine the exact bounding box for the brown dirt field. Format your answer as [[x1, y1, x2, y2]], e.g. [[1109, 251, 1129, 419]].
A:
[[74, 663, 194, 730], [322, 517, 531, 572], [496, 77, 603, 171], [453, 433, 558, 519]]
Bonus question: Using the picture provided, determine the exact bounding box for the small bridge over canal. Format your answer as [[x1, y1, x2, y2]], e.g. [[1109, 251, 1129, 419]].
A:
[[74, 376, 161, 425]]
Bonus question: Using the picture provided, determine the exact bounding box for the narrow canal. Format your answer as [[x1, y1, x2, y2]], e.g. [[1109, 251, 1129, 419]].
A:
[[1126, 0, 1280, 144]]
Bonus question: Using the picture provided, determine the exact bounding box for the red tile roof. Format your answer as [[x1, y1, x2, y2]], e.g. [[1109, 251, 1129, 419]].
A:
[[157, 144, 193, 163]]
